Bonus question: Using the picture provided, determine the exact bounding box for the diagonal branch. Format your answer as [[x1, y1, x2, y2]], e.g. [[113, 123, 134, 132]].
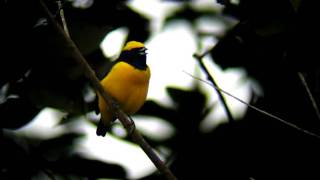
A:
[[39, 1, 177, 180], [184, 71, 320, 139], [57, 0, 70, 38], [298, 72, 320, 121], [194, 49, 235, 123]]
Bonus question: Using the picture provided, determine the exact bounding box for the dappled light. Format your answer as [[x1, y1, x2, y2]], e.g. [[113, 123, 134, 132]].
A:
[[2, 0, 320, 179]]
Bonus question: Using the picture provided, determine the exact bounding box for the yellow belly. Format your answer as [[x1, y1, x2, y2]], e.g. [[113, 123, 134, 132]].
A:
[[98, 62, 150, 123]]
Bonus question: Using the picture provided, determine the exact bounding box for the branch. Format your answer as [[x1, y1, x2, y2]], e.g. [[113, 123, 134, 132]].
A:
[[184, 71, 320, 139], [298, 72, 320, 121], [193, 48, 235, 123], [42, 169, 56, 180], [57, 0, 70, 38], [39, 1, 177, 180], [192, 48, 320, 139]]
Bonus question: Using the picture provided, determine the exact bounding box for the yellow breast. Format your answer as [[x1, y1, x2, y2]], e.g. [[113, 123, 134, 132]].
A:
[[99, 62, 150, 119]]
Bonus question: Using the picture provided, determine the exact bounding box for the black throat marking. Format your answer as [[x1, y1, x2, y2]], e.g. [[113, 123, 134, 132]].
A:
[[118, 47, 147, 70]]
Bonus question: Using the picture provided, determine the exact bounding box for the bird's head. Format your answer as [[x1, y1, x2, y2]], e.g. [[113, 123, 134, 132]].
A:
[[119, 41, 148, 70]]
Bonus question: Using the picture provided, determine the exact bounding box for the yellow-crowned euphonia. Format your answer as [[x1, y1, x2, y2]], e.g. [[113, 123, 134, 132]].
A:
[[96, 41, 150, 136]]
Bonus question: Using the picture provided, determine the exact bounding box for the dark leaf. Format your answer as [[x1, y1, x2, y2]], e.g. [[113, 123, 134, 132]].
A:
[[210, 21, 288, 80], [25, 71, 87, 114], [138, 172, 166, 180], [36, 132, 85, 160], [86, 48, 113, 80], [0, 81, 41, 129], [0, 95, 40, 129], [62, 0, 150, 54], [49, 155, 126, 179], [0, 132, 38, 179], [138, 100, 177, 124], [165, 4, 219, 25], [0, 0, 42, 86], [166, 87, 206, 118], [286, 0, 320, 70]]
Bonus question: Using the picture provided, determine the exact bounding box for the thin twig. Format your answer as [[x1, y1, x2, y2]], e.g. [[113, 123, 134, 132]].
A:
[[298, 72, 320, 121], [193, 50, 235, 123], [57, 0, 70, 38], [39, 1, 177, 180], [194, 46, 213, 60], [42, 169, 56, 180], [184, 71, 320, 139]]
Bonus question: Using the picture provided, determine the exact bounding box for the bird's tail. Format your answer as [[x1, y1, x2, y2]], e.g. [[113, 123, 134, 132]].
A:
[[96, 119, 112, 137]]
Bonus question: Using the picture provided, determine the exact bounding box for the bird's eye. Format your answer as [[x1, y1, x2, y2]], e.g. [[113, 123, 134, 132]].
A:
[[138, 47, 147, 55]]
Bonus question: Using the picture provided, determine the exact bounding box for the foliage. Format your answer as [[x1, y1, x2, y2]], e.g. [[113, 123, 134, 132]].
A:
[[1, 0, 320, 179]]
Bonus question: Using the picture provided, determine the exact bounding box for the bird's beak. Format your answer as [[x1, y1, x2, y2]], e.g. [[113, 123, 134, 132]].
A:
[[139, 47, 147, 55]]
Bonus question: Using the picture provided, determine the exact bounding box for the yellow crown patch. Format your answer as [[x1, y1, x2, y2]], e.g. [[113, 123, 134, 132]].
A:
[[122, 41, 145, 51]]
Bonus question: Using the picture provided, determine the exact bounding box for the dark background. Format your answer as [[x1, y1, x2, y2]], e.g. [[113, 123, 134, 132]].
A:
[[1, 0, 320, 179]]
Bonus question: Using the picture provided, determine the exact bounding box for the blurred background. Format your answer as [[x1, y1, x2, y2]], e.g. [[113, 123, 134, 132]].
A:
[[1, 0, 320, 179]]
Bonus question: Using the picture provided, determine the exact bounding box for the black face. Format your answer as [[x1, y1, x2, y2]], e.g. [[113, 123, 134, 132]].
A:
[[118, 47, 147, 70]]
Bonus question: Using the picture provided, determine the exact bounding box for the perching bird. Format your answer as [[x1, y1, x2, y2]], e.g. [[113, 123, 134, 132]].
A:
[[96, 41, 150, 136]]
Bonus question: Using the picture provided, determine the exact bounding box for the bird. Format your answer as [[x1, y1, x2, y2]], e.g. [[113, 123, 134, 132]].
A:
[[96, 41, 150, 137]]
